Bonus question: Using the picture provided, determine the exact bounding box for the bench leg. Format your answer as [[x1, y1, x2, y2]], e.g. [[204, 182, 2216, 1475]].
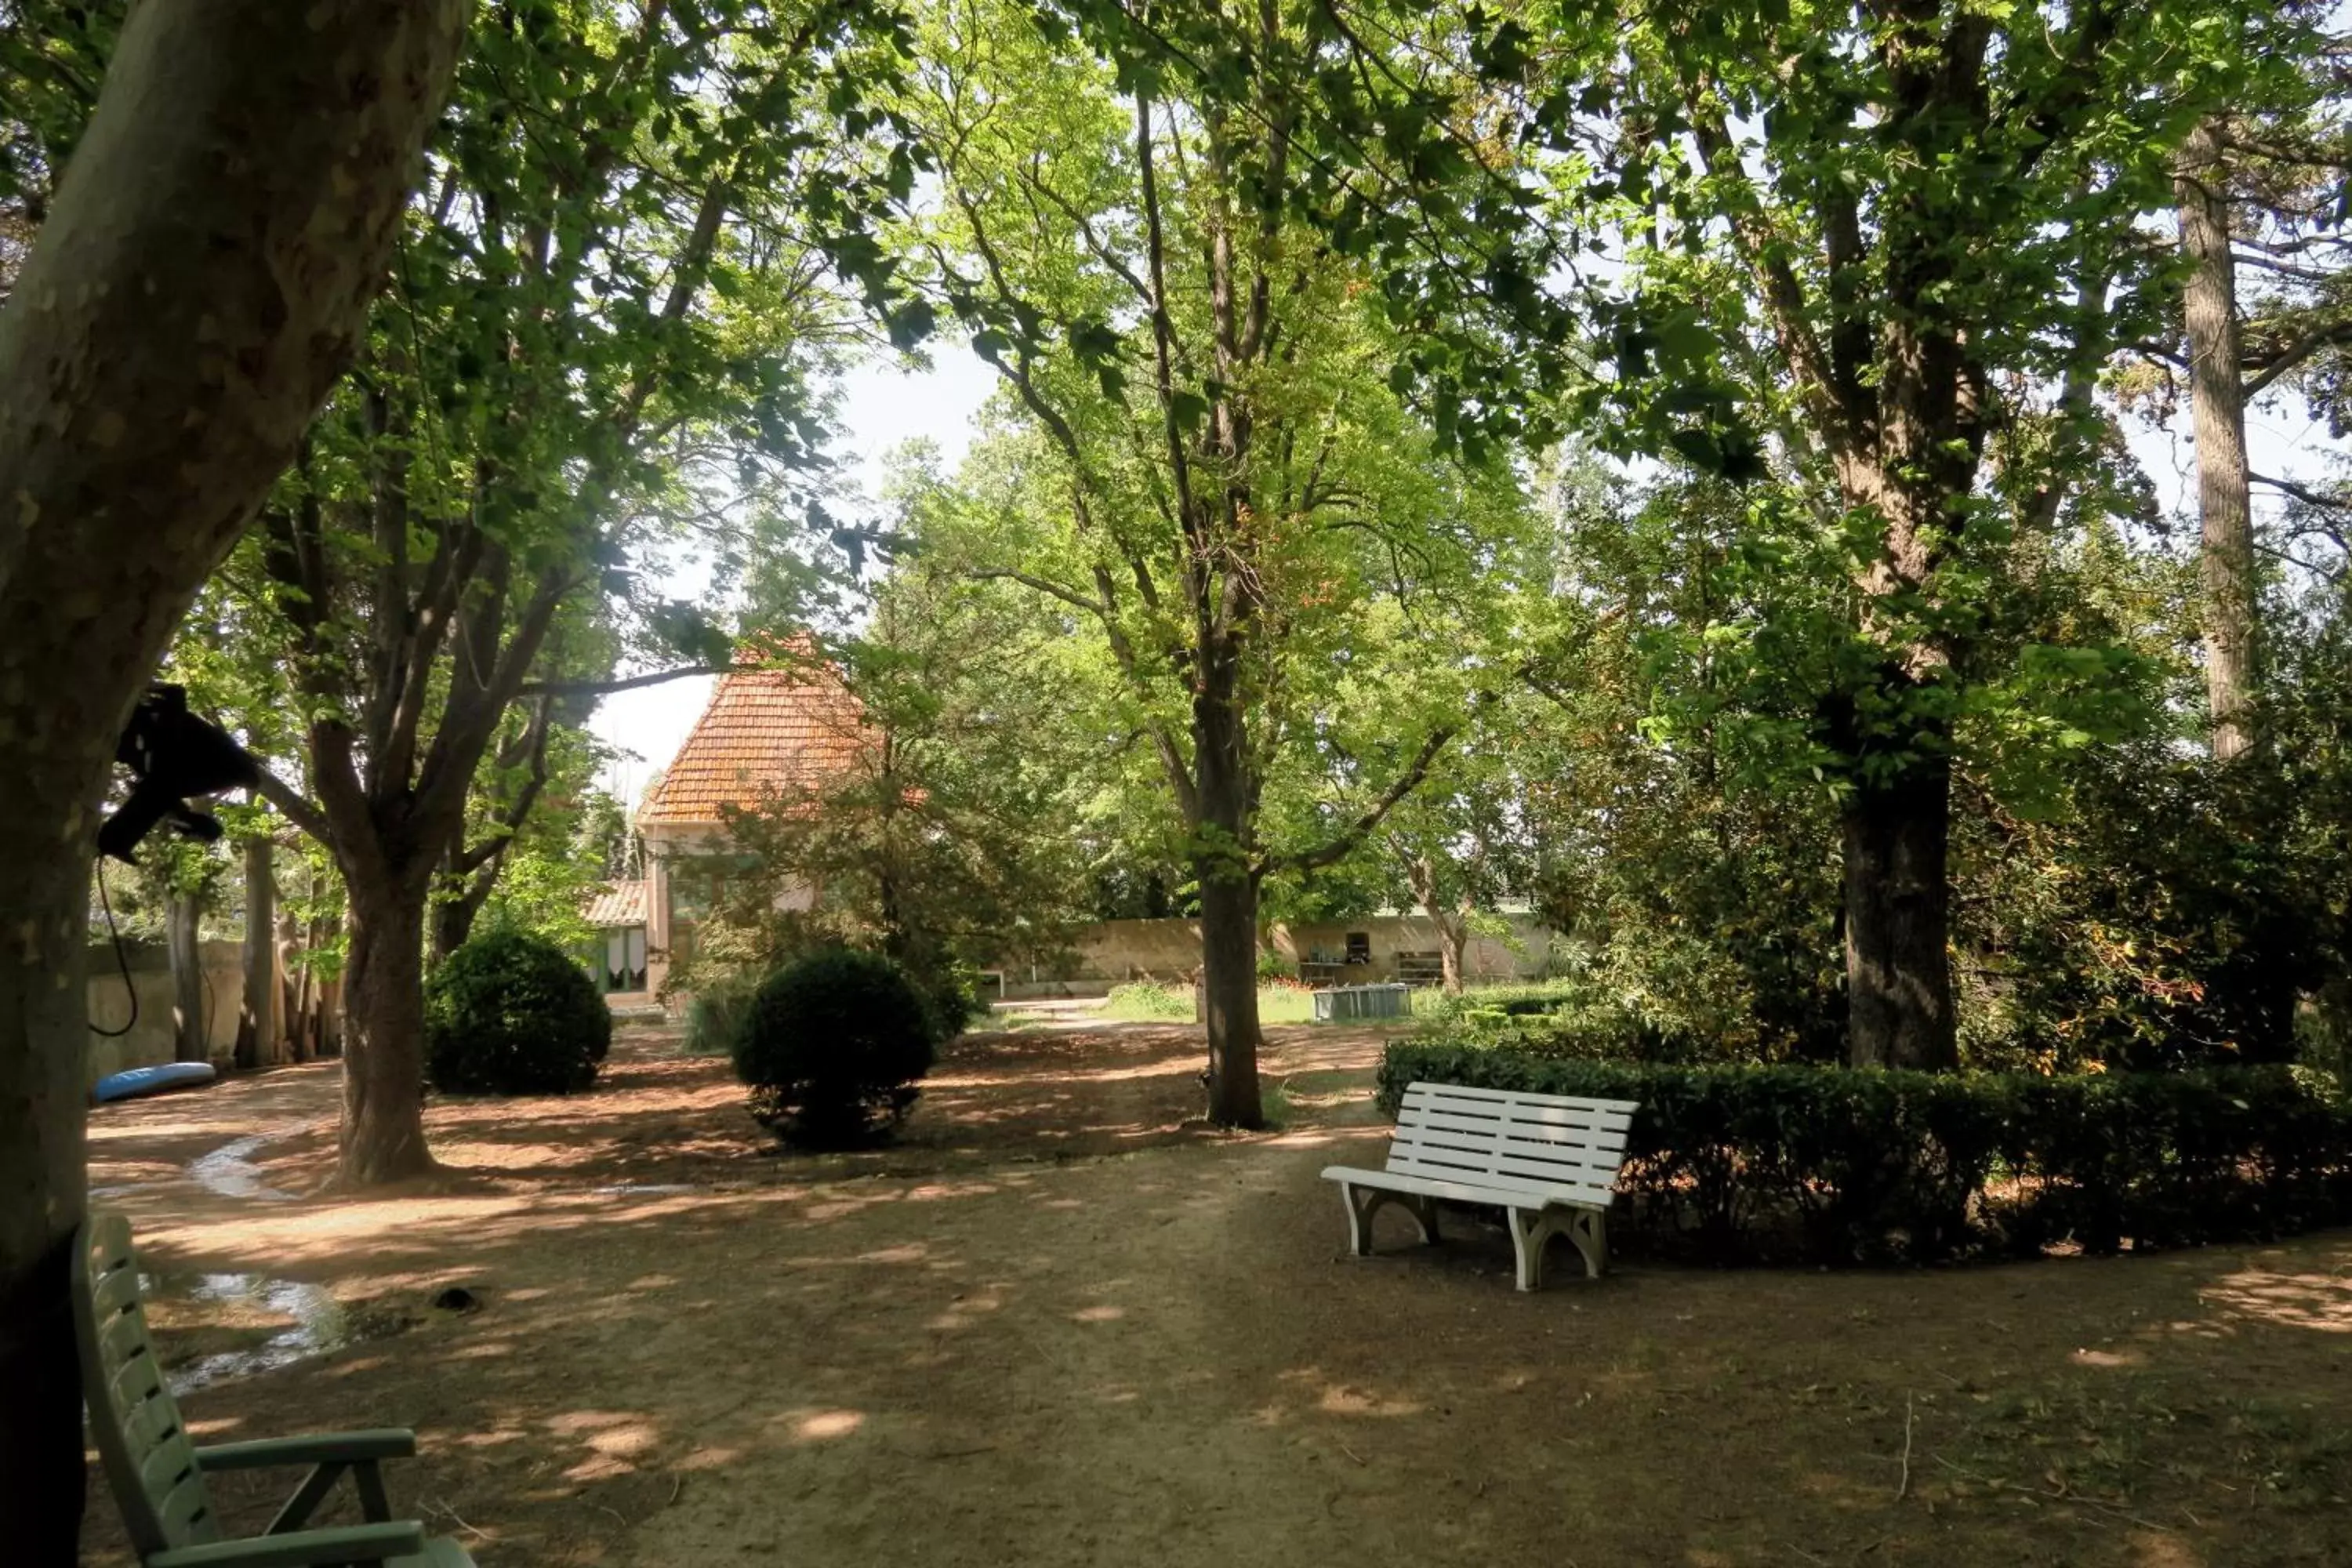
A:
[[1504, 1206, 1607, 1291], [1504, 1207, 1552, 1292], [1339, 1184, 1440, 1257], [1564, 1207, 1608, 1279]]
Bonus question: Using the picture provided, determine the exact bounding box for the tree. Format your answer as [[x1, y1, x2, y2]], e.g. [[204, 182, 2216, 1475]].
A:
[[0, 2, 463, 1552], [673, 561, 1099, 1011], [2158, 23, 2351, 759], [432, 703, 612, 960], [229, 0, 930, 1184], [904, 0, 1526, 1122], [1438, 0, 2235, 1066]]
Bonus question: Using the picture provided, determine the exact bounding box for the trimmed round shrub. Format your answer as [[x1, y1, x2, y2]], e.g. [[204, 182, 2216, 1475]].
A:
[[426, 929, 611, 1096], [734, 949, 937, 1148]]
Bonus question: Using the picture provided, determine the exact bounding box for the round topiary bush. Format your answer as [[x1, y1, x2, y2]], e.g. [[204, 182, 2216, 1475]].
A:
[[733, 949, 937, 1147], [426, 928, 611, 1096]]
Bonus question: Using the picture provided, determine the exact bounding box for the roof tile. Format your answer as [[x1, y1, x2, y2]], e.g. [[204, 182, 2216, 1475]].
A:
[[636, 656, 869, 826]]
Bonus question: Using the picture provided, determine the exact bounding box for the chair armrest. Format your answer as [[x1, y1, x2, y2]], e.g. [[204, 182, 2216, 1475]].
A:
[[148, 1521, 428, 1568], [194, 1429, 419, 1469]]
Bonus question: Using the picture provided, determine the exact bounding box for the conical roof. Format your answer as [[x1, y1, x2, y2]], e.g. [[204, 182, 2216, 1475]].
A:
[[636, 637, 868, 827]]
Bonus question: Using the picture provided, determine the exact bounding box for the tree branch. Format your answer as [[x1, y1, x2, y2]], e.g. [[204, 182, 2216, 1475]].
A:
[[2252, 470, 2351, 513], [515, 662, 729, 699], [2245, 316, 2352, 397], [249, 770, 335, 847], [1255, 726, 1456, 880]]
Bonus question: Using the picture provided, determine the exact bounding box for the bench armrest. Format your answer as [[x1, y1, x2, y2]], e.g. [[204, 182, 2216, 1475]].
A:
[[148, 1521, 428, 1568], [194, 1429, 418, 1469]]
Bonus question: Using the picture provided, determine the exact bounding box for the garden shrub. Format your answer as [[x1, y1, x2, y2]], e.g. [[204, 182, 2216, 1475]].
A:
[[907, 956, 982, 1043], [734, 948, 938, 1147], [683, 973, 758, 1058], [1377, 1040, 2352, 1265], [426, 929, 611, 1096]]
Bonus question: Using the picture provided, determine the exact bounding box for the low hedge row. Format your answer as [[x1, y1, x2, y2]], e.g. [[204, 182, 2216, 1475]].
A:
[[1378, 1042, 2352, 1263]]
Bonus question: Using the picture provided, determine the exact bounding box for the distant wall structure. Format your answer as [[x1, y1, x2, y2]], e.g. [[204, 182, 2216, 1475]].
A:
[[83, 938, 246, 1089], [991, 913, 1559, 996]]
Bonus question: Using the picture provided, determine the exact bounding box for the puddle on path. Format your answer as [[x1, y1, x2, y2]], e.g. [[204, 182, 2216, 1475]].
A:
[[144, 1271, 404, 1395], [187, 1132, 299, 1203]]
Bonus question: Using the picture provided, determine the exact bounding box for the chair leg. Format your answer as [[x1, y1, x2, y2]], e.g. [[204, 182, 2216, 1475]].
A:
[[1408, 1195, 1441, 1245], [268, 1463, 347, 1534], [354, 1458, 393, 1523]]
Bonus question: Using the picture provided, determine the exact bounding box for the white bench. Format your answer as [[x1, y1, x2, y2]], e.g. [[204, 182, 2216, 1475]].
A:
[[1322, 1080, 1639, 1291]]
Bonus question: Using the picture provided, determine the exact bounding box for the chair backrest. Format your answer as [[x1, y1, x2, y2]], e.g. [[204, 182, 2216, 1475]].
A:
[[74, 1211, 221, 1556], [1388, 1081, 1639, 1206]]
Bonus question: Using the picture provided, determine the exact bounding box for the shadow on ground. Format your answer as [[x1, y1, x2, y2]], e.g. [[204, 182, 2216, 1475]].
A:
[[78, 1022, 2352, 1567]]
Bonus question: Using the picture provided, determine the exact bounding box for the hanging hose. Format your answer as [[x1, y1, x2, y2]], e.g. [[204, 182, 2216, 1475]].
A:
[[89, 861, 139, 1038]]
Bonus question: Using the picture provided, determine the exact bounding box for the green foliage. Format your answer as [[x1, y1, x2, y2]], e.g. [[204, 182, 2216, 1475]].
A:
[[1378, 1040, 2352, 1265], [733, 949, 938, 1147], [913, 957, 982, 1044], [670, 582, 1093, 1025], [425, 930, 612, 1097], [1104, 981, 1192, 1022], [682, 974, 759, 1058]]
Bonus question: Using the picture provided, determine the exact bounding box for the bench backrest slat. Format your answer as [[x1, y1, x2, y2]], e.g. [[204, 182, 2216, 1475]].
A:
[[1388, 1081, 1638, 1202]]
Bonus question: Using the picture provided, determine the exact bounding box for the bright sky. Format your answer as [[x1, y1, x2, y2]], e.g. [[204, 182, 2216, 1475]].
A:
[[589, 347, 997, 808]]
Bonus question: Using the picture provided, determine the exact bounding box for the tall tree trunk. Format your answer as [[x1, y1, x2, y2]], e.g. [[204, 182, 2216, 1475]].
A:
[[1842, 751, 1958, 1069], [1436, 916, 1465, 996], [1192, 670, 1263, 1129], [1406, 852, 1468, 996], [339, 870, 434, 1183], [1196, 867, 1263, 1127], [235, 833, 274, 1068], [165, 892, 207, 1063], [0, 841, 93, 1567], [276, 902, 306, 1062], [2176, 118, 2258, 760], [0, 2, 463, 1552]]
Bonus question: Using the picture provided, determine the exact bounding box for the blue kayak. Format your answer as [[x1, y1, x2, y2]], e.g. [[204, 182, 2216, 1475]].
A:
[[93, 1061, 218, 1104]]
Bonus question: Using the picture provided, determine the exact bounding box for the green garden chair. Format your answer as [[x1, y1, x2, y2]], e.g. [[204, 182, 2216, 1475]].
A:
[[74, 1212, 475, 1566]]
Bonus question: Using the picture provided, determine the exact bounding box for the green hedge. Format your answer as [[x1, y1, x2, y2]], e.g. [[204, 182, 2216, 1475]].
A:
[[1378, 1042, 2352, 1264]]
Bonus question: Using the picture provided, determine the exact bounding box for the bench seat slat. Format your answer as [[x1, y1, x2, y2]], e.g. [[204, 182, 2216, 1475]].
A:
[[1387, 1134, 1623, 1182], [1383, 1160, 1616, 1206], [1320, 1163, 1610, 1212]]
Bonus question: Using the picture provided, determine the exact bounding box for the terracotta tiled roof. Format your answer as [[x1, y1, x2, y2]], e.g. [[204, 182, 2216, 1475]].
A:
[[583, 880, 648, 928], [636, 647, 869, 826]]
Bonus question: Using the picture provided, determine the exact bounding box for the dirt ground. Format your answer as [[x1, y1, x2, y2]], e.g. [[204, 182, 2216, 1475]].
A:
[[81, 1020, 2352, 1567]]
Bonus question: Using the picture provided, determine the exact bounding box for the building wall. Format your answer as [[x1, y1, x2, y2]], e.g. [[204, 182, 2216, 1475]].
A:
[[639, 819, 819, 1001], [83, 938, 253, 1089], [987, 913, 1559, 994]]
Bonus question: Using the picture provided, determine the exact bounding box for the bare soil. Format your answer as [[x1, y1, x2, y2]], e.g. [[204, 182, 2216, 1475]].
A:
[[81, 1021, 2352, 1566]]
